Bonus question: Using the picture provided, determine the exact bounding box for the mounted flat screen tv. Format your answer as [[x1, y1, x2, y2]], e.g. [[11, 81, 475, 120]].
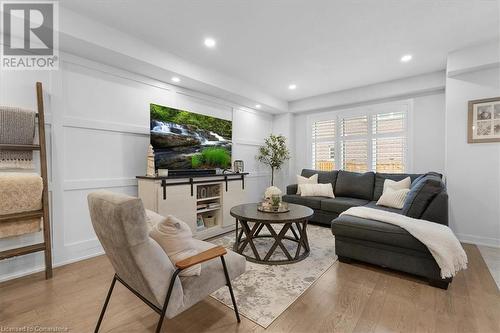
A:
[[150, 103, 232, 170]]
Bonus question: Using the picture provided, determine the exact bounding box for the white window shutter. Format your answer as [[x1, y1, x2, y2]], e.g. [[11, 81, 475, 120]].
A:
[[342, 140, 368, 172], [372, 112, 406, 173], [312, 120, 335, 170], [310, 105, 408, 174]]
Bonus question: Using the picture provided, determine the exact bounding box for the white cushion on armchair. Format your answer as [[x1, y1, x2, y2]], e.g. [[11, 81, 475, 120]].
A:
[[149, 214, 201, 277]]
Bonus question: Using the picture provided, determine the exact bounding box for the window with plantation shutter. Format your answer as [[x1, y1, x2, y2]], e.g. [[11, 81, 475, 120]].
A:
[[342, 140, 368, 172], [372, 111, 407, 173], [373, 137, 405, 172], [310, 102, 410, 174], [311, 119, 335, 171], [342, 115, 368, 136], [340, 115, 369, 172]]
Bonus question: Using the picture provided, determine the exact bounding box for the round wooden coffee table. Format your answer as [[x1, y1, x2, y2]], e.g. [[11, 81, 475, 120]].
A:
[[230, 203, 314, 265]]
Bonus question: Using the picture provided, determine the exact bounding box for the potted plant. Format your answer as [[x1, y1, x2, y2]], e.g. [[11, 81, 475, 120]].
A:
[[256, 134, 291, 186]]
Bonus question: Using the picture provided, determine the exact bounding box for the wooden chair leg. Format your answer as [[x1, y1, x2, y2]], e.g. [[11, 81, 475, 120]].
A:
[[220, 256, 241, 323], [156, 269, 182, 333], [94, 275, 117, 333]]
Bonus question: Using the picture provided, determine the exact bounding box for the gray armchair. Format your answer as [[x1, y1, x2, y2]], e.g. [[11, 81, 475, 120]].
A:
[[87, 190, 246, 332]]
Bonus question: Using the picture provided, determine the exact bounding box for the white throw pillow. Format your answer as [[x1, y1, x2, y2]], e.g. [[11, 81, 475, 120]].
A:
[[299, 183, 335, 198], [376, 188, 410, 209], [145, 209, 164, 231], [383, 177, 411, 193], [296, 174, 318, 194], [149, 214, 201, 276]]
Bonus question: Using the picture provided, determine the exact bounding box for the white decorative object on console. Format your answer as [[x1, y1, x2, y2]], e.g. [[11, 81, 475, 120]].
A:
[[146, 144, 155, 177]]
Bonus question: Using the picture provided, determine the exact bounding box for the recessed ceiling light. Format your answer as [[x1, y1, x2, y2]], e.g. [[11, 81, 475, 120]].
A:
[[400, 54, 413, 63], [288, 84, 297, 90], [171, 77, 180, 83], [204, 38, 216, 48], [255, 104, 261, 109]]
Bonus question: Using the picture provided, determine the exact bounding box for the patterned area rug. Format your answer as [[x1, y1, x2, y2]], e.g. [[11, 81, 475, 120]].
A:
[[210, 224, 337, 328]]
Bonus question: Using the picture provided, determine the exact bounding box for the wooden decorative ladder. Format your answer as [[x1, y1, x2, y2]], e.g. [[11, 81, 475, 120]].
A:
[[0, 82, 53, 279]]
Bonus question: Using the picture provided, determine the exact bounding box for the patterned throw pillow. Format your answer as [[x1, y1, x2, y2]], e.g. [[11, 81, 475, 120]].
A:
[[376, 188, 411, 209], [376, 177, 411, 209], [383, 177, 411, 193]]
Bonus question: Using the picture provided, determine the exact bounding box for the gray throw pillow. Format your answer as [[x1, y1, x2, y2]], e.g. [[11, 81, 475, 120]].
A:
[[301, 169, 338, 185], [334, 170, 375, 200], [402, 172, 444, 218]]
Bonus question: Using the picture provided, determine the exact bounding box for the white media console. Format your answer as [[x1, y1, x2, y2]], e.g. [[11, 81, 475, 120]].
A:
[[137, 173, 248, 240]]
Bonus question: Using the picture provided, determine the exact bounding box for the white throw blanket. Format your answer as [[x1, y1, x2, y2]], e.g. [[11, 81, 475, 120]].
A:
[[340, 207, 468, 278]]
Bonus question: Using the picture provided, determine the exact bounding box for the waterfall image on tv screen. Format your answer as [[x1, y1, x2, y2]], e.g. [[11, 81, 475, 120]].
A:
[[150, 103, 232, 170]]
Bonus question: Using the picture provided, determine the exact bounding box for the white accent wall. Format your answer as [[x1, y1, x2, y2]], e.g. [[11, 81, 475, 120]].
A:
[[0, 53, 273, 282], [445, 41, 500, 248]]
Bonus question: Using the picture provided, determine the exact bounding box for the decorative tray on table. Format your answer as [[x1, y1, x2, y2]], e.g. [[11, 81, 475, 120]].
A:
[[257, 203, 290, 213]]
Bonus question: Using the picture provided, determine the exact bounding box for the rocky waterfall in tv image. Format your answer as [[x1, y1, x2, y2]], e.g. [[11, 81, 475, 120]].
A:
[[150, 103, 232, 170]]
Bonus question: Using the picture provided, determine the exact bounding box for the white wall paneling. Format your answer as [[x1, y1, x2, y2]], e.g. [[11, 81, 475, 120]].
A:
[[63, 186, 137, 247], [0, 53, 274, 281], [64, 127, 149, 180], [233, 107, 273, 141]]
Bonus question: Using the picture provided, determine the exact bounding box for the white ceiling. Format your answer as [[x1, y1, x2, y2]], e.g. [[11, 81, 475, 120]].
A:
[[60, 0, 499, 102]]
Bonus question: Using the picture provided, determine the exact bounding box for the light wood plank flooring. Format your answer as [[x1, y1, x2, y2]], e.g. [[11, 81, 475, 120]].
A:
[[0, 244, 498, 333], [478, 245, 500, 289]]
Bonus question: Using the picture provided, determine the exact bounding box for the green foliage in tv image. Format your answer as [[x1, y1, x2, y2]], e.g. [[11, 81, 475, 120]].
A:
[[191, 147, 231, 169], [151, 103, 232, 139]]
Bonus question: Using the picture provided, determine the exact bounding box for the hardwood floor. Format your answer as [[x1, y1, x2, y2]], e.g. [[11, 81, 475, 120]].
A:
[[1, 244, 498, 333]]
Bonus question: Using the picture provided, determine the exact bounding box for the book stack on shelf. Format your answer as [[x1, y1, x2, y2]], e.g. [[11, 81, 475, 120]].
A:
[[196, 184, 222, 231]]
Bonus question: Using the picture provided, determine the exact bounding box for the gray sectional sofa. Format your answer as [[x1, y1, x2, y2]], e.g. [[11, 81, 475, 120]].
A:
[[283, 169, 451, 289]]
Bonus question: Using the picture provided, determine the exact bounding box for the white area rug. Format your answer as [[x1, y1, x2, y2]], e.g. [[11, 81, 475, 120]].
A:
[[210, 224, 337, 328]]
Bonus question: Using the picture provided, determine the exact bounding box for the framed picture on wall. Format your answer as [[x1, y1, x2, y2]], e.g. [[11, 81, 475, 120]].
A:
[[468, 97, 500, 143]]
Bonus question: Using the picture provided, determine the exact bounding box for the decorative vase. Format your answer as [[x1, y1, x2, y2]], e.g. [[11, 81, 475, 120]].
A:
[[158, 169, 169, 177], [271, 194, 281, 211], [264, 186, 282, 201]]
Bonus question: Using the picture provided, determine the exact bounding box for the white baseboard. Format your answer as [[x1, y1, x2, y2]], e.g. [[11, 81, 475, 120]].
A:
[[457, 233, 500, 248]]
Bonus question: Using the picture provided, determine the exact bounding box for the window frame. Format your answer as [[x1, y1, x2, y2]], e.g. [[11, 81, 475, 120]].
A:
[[307, 100, 414, 173]]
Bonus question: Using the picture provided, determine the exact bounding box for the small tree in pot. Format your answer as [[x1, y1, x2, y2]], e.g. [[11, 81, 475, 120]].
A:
[[256, 134, 291, 186]]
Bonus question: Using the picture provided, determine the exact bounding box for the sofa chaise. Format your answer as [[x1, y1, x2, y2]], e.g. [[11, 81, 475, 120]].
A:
[[283, 169, 451, 289]]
